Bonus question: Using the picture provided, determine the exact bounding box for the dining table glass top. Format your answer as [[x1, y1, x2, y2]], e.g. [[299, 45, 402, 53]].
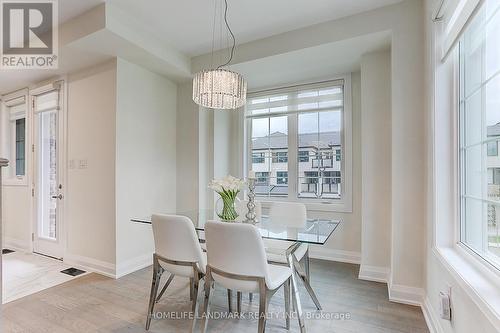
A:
[[131, 209, 340, 245]]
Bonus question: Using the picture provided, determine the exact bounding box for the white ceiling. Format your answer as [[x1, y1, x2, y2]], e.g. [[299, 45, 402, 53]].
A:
[[233, 31, 391, 90], [59, 0, 104, 24], [108, 0, 402, 56]]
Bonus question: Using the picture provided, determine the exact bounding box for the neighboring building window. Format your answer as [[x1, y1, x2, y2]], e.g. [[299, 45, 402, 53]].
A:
[[298, 150, 309, 162], [252, 152, 265, 163], [272, 151, 288, 163], [487, 141, 498, 156], [255, 172, 270, 185], [459, 2, 500, 268], [247, 79, 346, 201], [276, 171, 288, 184]]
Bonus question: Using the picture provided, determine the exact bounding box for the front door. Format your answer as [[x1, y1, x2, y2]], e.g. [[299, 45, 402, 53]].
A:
[[32, 87, 64, 259]]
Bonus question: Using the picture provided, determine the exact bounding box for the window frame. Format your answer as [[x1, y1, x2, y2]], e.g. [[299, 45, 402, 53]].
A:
[[457, 17, 500, 271], [244, 74, 353, 212]]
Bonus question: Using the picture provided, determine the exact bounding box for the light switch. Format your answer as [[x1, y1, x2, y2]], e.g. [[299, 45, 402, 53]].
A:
[[79, 159, 88, 169]]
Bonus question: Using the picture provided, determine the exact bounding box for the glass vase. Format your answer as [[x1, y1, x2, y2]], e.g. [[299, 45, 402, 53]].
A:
[[216, 196, 241, 222]]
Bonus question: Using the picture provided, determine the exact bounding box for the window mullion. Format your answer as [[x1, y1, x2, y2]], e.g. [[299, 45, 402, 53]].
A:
[[288, 113, 298, 200]]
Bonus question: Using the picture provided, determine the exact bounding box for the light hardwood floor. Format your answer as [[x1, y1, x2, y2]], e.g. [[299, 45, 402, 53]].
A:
[[1, 259, 429, 333]]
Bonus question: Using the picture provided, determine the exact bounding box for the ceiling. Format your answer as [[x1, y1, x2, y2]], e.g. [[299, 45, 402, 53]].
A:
[[59, 0, 104, 24], [0, 0, 399, 93], [234, 31, 391, 90], [107, 0, 402, 56]]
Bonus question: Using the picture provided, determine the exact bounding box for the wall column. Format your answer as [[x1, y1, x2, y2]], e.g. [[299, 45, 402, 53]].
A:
[[0, 158, 9, 306]]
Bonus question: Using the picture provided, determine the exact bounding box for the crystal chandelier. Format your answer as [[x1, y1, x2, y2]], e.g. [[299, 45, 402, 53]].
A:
[[192, 0, 247, 110]]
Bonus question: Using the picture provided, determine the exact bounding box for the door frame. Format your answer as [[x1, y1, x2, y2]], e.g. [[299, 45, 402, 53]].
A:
[[30, 79, 67, 259]]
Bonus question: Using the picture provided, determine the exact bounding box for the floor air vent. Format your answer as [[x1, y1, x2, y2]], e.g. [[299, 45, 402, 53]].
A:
[[60, 267, 86, 276]]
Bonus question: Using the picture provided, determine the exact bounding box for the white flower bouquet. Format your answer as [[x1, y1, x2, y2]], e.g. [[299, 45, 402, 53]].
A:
[[209, 175, 245, 221]]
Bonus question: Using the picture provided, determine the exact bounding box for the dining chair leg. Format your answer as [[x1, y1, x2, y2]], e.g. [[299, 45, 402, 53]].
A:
[[156, 273, 174, 302], [284, 278, 291, 330], [258, 281, 267, 333], [237, 291, 242, 314], [304, 249, 310, 282], [288, 253, 306, 333], [146, 255, 162, 330], [190, 277, 194, 301], [190, 272, 201, 333], [201, 270, 213, 333], [293, 255, 322, 310], [227, 289, 233, 312]]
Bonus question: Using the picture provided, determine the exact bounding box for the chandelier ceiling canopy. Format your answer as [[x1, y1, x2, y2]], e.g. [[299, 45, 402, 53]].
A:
[[192, 0, 247, 110]]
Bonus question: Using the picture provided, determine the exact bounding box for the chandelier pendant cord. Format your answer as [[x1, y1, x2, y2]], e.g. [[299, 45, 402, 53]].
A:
[[217, 0, 236, 69]]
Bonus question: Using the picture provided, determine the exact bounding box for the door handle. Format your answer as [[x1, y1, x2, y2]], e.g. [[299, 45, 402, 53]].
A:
[[51, 194, 63, 200]]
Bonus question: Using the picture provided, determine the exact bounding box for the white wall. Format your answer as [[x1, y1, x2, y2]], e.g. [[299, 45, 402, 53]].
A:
[[115, 58, 177, 277], [2, 187, 31, 251], [176, 82, 199, 212], [359, 50, 392, 281], [66, 60, 117, 273]]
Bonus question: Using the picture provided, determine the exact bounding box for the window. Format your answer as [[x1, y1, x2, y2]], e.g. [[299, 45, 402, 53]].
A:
[[255, 172, 270, 185], [247, 79, 349, 203], [276, 171, 288, 184], [272, 151, 288, 163], [298, 150, 309, 162], [298, 111, 340, 199], [3, 95, 27, 179], [15, 118, 26, 176], [459, 2, 500, 268], [252, 152, 265, 163], [487, 141, 498, 156]]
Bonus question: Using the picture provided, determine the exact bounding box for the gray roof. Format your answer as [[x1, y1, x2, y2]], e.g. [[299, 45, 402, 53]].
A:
[[252, 131, 340, 150], [488, 123, 500, 137]]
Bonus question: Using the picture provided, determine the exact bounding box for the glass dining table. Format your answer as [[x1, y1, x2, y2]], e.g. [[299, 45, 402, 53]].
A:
[[132, 210, 341, 333]]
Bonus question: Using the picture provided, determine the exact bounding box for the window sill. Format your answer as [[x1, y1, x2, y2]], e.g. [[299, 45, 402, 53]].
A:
[[433, 246, 500, 328], [256, 197, 352, 213]]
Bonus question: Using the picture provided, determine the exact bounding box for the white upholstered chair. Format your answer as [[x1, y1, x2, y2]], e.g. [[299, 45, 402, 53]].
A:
[[264, 201, 321, 310], [201, 221, 293, 333], [146, 214, 207, 331]]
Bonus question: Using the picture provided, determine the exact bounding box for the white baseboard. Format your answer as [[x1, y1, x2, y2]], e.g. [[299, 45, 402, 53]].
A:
[[388, 282, 425, 306], [358, 265, 390, 283], [422, 296, 444, 333], [309, 247, 361, 264], [115, 253, 153, 278], [64, 253, 116, 278], [3, 236, 31, 253]]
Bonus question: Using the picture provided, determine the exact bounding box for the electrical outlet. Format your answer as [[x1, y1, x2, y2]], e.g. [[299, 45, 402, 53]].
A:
[[439, 290, 452, 321]]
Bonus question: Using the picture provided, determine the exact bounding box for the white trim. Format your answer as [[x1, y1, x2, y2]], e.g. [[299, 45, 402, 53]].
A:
[[388, 282, 425, 306], [3, 236, 31, 253], [63, 253, 116, 279], [358, 265, 390, 283], [115, 253, 153, 278], [434, 247, 500, 328], [422, 296, 444, 333], [308, 246, 360, 264], [442, 0, 482, 59]]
